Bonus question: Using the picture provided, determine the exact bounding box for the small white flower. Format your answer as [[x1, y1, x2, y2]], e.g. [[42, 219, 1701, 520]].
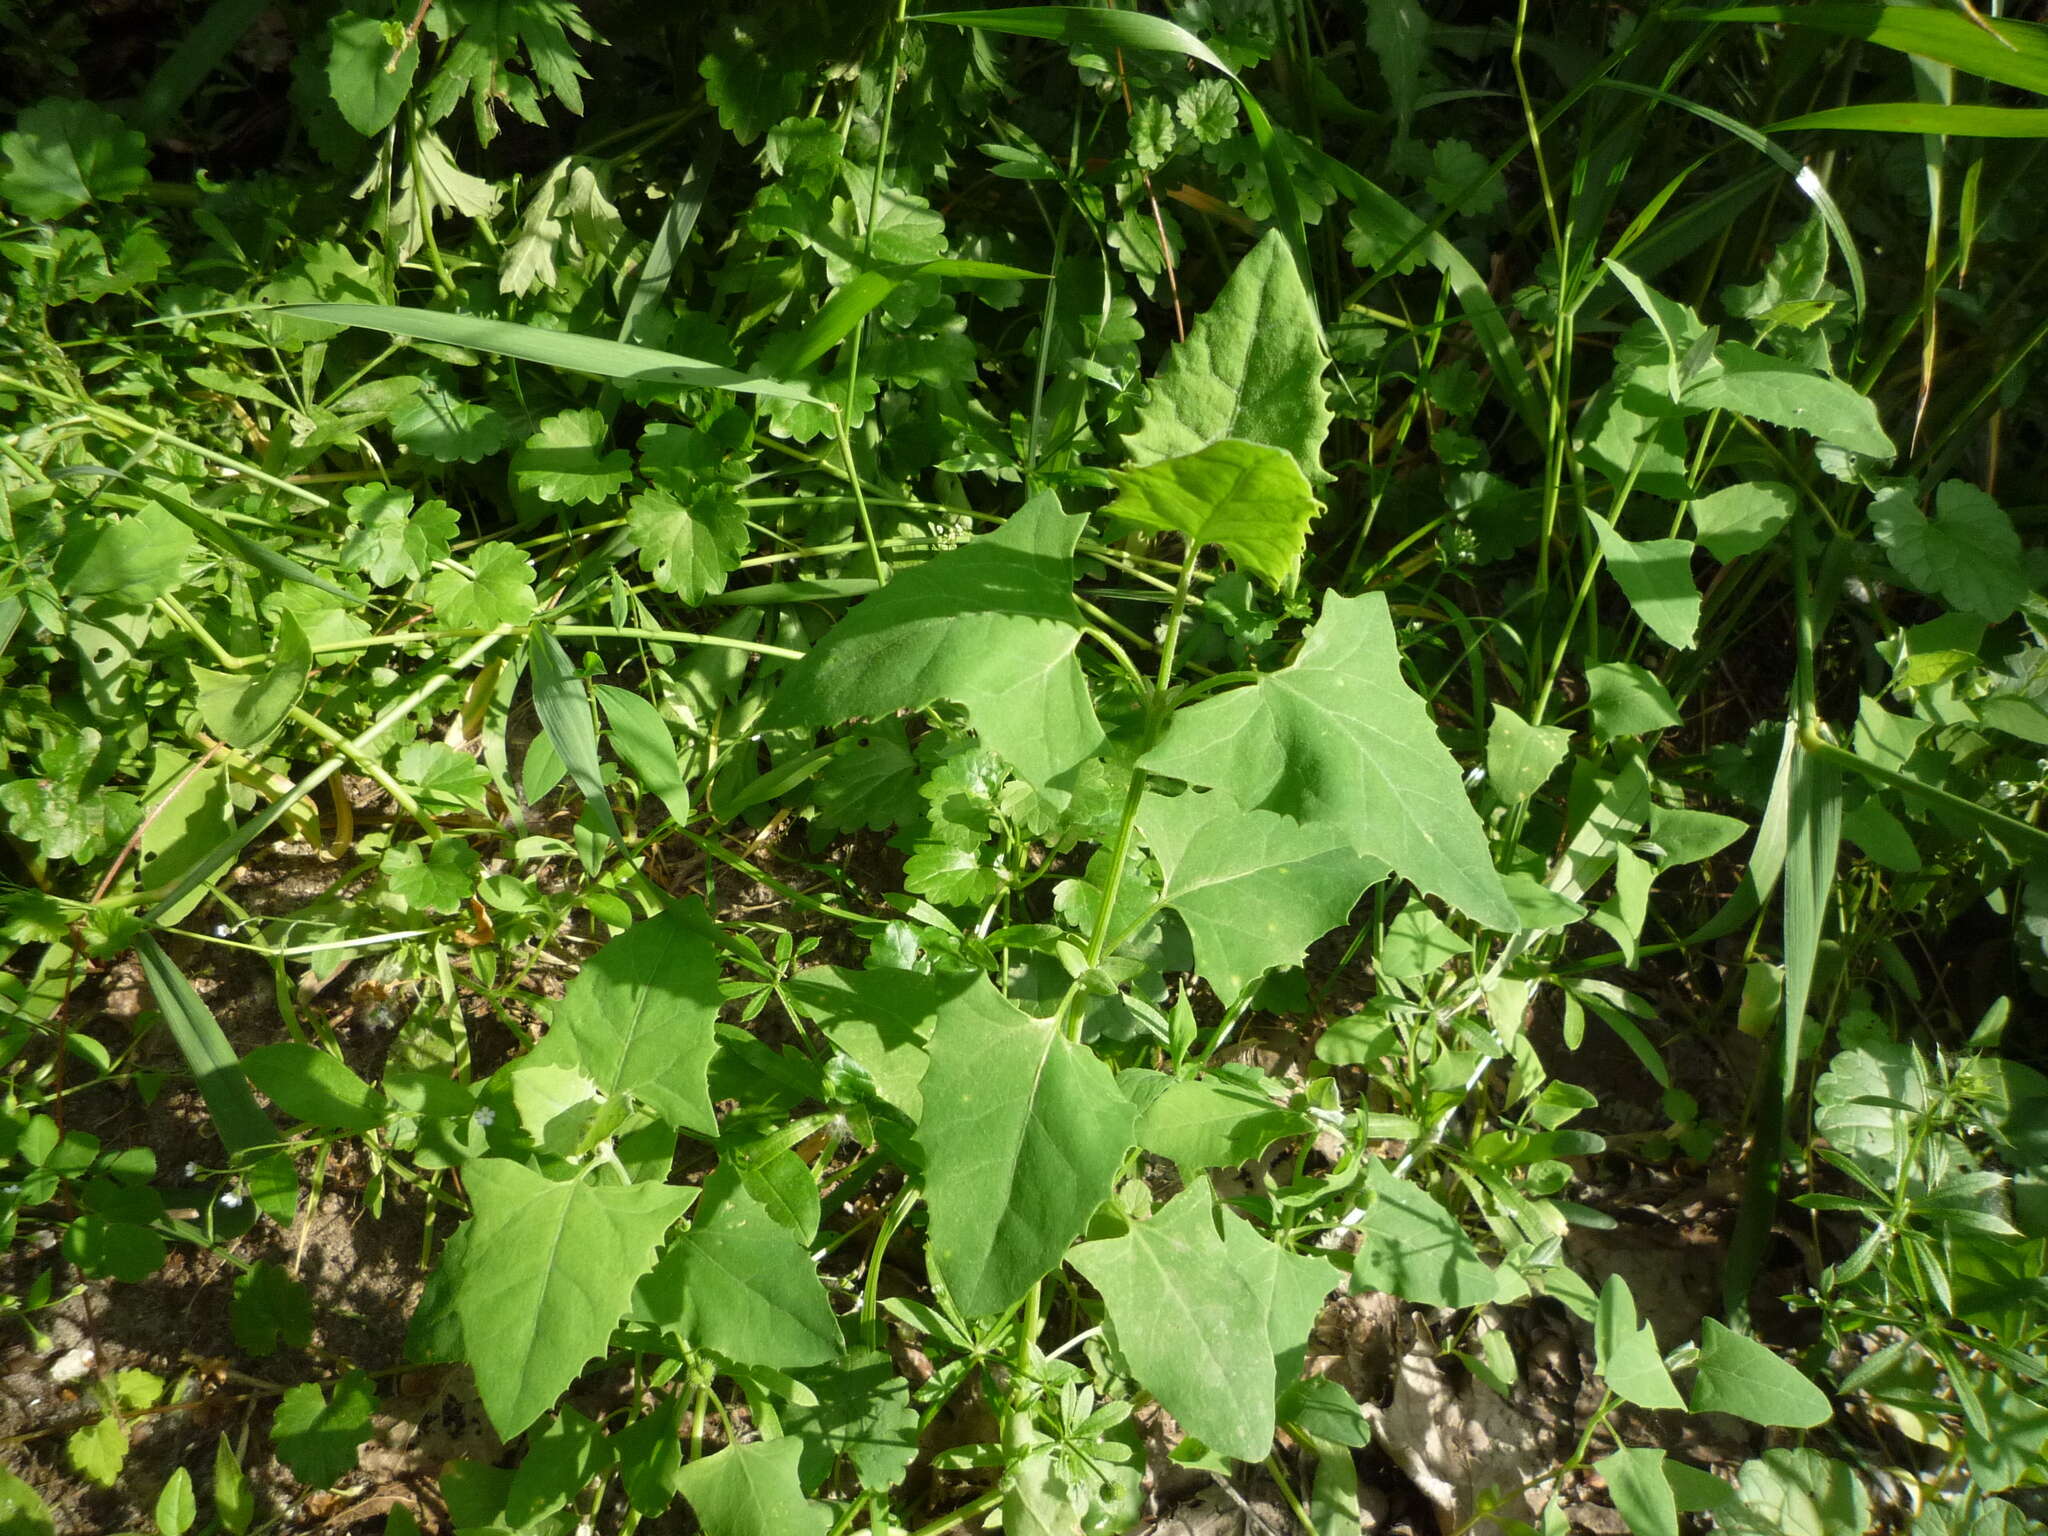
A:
[[473, 1107, 496, 1128], [217, 1190, 244, 1210], [213, 922, 231, 937], [1, 1184, 20, 1196], [183, 1161, 200, 1180]]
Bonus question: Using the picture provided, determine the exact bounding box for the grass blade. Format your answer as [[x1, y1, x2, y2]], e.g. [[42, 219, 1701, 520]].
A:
[[273, 303, 821, 403], [527, 629, 623, 843], [1772, 102, 2048, 137], [134, 934, 277, 1157], [1685, 5, 2048, 97]]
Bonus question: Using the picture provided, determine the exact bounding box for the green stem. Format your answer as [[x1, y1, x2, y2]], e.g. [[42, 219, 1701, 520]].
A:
[[904, 1487, 1006, 1536]]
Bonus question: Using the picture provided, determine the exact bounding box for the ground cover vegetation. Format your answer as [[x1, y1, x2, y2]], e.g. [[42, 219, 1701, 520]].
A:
[[2, 0, 2048, 1531]]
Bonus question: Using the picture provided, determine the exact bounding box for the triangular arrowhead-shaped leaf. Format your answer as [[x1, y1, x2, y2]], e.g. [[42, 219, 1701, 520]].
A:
[[1682, 342, 1893, 459], [675, 1437, 832, 1536], [1689, 1319, 1832, 1428], [523, 903, 722, 1135], [1106, 439, 1316, 590], [1585, 510, 1700, 651], [1138, 790, 1385, 1004], [1144, 591, 1516, 930], [633, 1167, 840, 1370], [782, 966, 1011, 1122], [765, 491, 1103, 796], [1068, 1183, 1337, 1461], [1351, 1161, 1501, 1308], [914, 989, 1137, 1316], [452, 1159, 693, 1437], [1592, 1273, 1684, 1411], [1125, 229, 1332, 483]]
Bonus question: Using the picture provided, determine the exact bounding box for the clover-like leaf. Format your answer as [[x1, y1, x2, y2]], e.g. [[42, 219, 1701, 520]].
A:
[[424, 542, 537, 629], [1, 98, 149, 219], [340, 484, 459, 586], [1869, 480, 2025, 622], [627, 486, 747, 603], [512, 408, 632, 506]]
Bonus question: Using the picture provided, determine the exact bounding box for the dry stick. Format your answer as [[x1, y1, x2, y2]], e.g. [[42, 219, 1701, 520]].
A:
[[385, 0, 435, 73]]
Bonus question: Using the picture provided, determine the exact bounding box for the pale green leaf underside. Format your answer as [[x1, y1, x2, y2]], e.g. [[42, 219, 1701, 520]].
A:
[[453, 1159, 692, 1437], [1137, 789, 1386, 1004], [914, 988, 1136, 1317], [1068, 1184, 1335, 1461], [1124, 229, 1332, 484], [1682, 342, 1893, 458], [1144, 592, 1516, 930], [766, 490, 1104, 797], [1107, 439, 1317, 591], [1593, 1273, 1685, 1411]]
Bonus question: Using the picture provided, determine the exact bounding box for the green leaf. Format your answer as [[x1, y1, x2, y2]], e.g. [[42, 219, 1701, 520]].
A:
[[1486, 703, 1571, 803], [674, 1437, 832, 1536], [242, 1043, 386, 1132], [1869, 480, 2025, 622], [612, 1395, 685, 1517], [1693, 4, 2048, 97], [1689, 481, 1794, 561], [1594, 1447, 1677, 1536], [527, 628, 623, 842], [274, 303, 819, 403], [1592, 1273, 1684, 1410], [56, 502, 196, 605], [0, 98, 149, 219], [381, 837, 479, 914], [271, 1370, 378, 1487], [636, 1167, 839, 1369], [1124, 229, 1332, 483], [193, 615, 311, 752], [1106, 440, 1317, 591], [627, 486, 747, 603], [505, 1407, 612, 1527], [0, 1462, 55, 1536], [134, 936, 279, 1160], [1351, 1161, 1500, 1308], [1715, 1448, 1868, 1536], [1137, 1075, 1312, 1174], [765, 491, 1104, 798], [1584, 661, 1682, 739], [914, 987, 1137, 1315], [522, 903, 722, 1134], [1067, 1182, 1336, 1461], [1682, 342, 1893, 458], [424, 542, 537, 630], [783, 966, 1013, 1122], [1145, 592, 1516, 930], [154, 1466, 196, 1536], [1138, 789, 1385, 1004], [1688, 1319, 1832, 1427], [67, 1414, 127, 1488], [326, 10, 418, 136], [232, 1261, 314, 1356], [783, 1350, 921, 1494], [450, 1157, 693, 1437], [389, 385, 508, 463], [211, 1434, 254, 1535], [1773, 101, 2048, 137], [512, 408, 632, 507], [1585, 511, 1701, 651], [339, 484, 459, 586]]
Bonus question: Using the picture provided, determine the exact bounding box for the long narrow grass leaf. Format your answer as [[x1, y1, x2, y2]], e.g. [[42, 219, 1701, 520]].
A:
[[273, 303, 820, 403], [1685, 5, 2048, 97], [135, 934, 277, 1157], [1772, 102, 2048, 137], [527, 628, 623, 843], [1599, 80, 1868, 319]]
